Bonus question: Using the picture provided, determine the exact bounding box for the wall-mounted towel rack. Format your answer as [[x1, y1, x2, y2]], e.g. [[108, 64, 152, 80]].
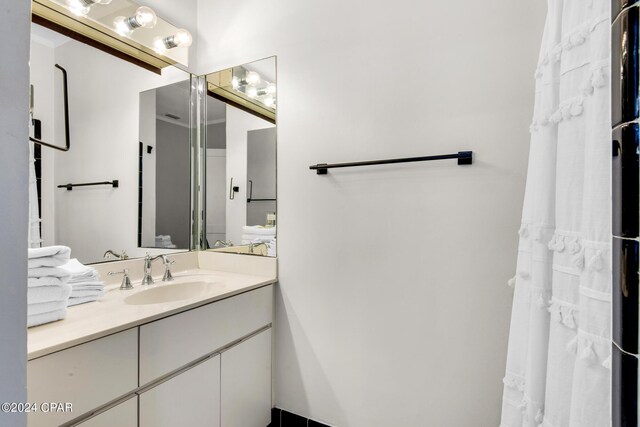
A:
[[246, 180, 276, 203], [30, 64, 70, 152], [309, 151, 473, 175], [57, 180, 119, 191]]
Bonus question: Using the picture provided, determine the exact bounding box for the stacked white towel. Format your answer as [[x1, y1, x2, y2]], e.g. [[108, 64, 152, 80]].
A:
[[28, 246, 72, 327], [241, 226, 277, 256], [60, 259, 105, 306], [155, 235, 177, 249]]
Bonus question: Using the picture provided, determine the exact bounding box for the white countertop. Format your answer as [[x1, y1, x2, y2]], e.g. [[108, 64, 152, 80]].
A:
[[28, 252, 277, 360]]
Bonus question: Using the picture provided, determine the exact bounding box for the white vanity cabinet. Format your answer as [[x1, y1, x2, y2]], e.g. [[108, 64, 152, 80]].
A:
[[27, 329, 138, 427], [27, 284, 274, 427]]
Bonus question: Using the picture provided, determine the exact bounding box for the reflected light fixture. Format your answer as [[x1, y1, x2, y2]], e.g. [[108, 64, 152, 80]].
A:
[[66, 0, 112, 17], [113, 6, 158, 36], [246, 71, 261, 86], [153, 29, 193, 52]]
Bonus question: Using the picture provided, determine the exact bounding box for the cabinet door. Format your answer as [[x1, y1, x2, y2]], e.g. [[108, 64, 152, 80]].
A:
[[221, 328, 271, 427], [139, 355, 221, 427], [28, 328, 138, 427], [139, 285, 272, 384], [77, 397, 137, 427]]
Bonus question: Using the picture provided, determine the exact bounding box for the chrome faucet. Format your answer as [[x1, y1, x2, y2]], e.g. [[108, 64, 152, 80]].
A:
[[142, 254, 163, 285], [212, 240, 233, 248], [108, 268, 133, 290], [104, 249, 128, 260], [248, 242, 267, 254]]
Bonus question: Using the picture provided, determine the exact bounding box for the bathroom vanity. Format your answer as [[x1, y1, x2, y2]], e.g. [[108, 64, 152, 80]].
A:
[[27, 251, 276, 427]]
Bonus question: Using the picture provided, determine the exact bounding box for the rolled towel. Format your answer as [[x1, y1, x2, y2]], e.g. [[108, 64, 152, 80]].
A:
[[28, 309, 66, 328], [242, 235, 274, 243], [28, 276, 68, 288], [28, 267, 71, 280], [242, 226, 276, 236], [28, 283, 72, 304], [28, 300, 68, 317], [28, 246, 71, 269]]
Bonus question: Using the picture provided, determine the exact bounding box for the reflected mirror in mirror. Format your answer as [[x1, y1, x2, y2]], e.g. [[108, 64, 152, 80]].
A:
[[203, 57, 277, 257], [138, 80, 192, 251], [28, 22, 191, 264]]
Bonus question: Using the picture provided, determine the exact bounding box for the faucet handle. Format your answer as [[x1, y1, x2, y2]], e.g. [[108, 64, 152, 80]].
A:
[[108, 268, 133, 290], [162, 257, 175, 282]]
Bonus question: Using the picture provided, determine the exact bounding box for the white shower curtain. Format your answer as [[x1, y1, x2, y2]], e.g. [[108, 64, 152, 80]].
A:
[[501, 0, 611, 426]]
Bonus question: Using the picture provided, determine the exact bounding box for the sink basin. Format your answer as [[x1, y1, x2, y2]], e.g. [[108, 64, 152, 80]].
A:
[[124, 281, 222, 305]]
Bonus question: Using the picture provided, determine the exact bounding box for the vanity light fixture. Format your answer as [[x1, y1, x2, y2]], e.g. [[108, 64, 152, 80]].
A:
[[66, 0, 112, 17], [113, 6, 157, 36], [153, 29, 193, 52]]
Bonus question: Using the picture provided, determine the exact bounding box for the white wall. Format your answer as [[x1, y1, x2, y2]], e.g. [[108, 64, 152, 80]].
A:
[[224, 106, 274, 245], [0, 0, 29, 425], [197, 1, 547, 426], [49, 40, 190, 263]]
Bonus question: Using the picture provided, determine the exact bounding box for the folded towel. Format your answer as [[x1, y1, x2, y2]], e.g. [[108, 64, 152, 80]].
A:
[[27, 246, 71, 269], [242, 235, 275, 243], [28, 276, 68, 288], [60, 259, 98, 280], [28, 300, 68, 317], [70, 282, 104, 291], [28, 283, 72, 304], [242, 226, 276, 236], [28, 308, 67, 328], [28, 267, 71, 279], [70, 288, 105, 299], [68, 293, 104, 307]]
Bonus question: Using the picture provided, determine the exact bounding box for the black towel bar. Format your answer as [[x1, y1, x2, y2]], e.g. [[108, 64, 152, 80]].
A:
[[58, 180, 119, 191], [309, 151, 473, 175]]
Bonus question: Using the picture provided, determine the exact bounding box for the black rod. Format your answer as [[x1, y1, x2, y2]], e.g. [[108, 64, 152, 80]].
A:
[[30, 64, 70, 152], [57, 180, 119, 191], [247, 198, 276, 203], [309, 151, 472, 175]]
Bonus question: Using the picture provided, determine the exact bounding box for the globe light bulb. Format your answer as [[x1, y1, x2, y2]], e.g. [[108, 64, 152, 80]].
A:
[[231, 77, 240, 89], [173, 29, 193, 47], [113, 16, 131, 35], [114, 6, 157, 35], [266, 84, 276, 95], [246, 71, 261, 86], [246, 87, 258, 98], [67, 0, 89, 16], [135, 6, 157, 29], [263, 96, 275, 108], [67, 0, 111, 16], [153, 36, 166, 53]]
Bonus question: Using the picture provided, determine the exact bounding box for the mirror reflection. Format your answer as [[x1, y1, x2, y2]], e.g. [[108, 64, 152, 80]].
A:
[[28, 22, 191, 264], [138, 80, 192, 250], [203, 57, 277, 257]]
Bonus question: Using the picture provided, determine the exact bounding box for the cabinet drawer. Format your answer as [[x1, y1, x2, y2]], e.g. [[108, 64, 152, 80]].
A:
[[77, 396, 137, 427], [139, 285, 272, 384], [27, 329, 138, 427]]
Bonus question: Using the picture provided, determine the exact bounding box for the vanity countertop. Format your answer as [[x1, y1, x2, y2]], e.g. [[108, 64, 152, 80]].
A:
[[27, 252, 277, 360]]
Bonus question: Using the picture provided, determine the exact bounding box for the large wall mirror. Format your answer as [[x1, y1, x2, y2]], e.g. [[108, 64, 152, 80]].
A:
[[29, 22, 192, 264], [202, 57, 277, 257]]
